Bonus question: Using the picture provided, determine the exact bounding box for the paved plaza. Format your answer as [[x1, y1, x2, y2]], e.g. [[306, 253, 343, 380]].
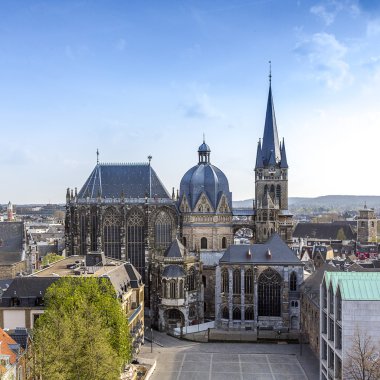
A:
[[139, 331, 319, 380]]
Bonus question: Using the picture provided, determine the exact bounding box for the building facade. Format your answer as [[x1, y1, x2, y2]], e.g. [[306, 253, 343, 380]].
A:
[[357, 204, 377, 244]]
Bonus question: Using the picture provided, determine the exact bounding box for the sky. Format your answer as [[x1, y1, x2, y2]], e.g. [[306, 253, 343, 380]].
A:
[[0, 0, 380, 204]]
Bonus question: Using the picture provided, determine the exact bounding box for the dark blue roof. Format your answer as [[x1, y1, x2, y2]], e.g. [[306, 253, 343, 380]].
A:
[[164, 238, 185, 258], [198, 142, 211, 152], [78, 163, 170, 199], [180, 162, 232, 210], [262, 85, 281, 165], [162, 264, 185, 278]]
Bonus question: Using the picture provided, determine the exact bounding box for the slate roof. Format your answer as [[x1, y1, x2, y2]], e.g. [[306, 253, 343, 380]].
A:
[[293, 222, 355, 240], [9, 328, 30, 350], [124, 262, 142, 288], [0, 277, 59, 300], [220, 233, 301, 265], [78, 163, 170, 199], [180, 160, 232, 210], [164, 239, 185, 258], [162, 264, 185, 278], [0, 222, 25, 265]]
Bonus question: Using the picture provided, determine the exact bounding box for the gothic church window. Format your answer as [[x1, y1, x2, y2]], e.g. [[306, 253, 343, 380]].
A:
[[127, 210, 145, 280], [244, 269, 253, 294], [154, 211, 172, 249], [182, 237, 187, 247], [233, 307, 241, 320], [245, 307, 254, 321], [222, 237, 227, 249], [201, 237, 207, 249], [90, 207, 98, 251], [258, 268, 281, 317], [276, 185, 281, 207], [222, 269, 229, 293], [162, 279, 167, 298], [187, 267, 195, 291], [169, 280, 177, 299], [221, 306, 229, 319], [103, 209, 121, 260], [79, 211, 87, 255], [179, 280, 184, 298], [290, 272, 297, 291], [233, 269, 241, 294]]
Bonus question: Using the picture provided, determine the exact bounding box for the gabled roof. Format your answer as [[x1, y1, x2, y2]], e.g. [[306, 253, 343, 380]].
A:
[[0, 222, 25, 265], [164, 238, 185, 258], [0, 328, 18, 365], [323, 272, 380, 300], [220, 233, 301, 265], [293, 222, 355, 240], [78, 163, 170, 199]]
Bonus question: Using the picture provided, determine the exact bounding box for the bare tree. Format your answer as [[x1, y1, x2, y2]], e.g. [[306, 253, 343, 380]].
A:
[[344, 329, 380, 380]]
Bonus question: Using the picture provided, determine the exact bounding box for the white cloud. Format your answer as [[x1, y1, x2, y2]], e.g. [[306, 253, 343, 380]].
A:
[[310, 5, 336, 25], [294, 32, 353, 90]]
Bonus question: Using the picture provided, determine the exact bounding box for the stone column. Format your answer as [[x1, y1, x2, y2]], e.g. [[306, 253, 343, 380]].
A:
[[228, 267, 233, 328], [241, 267, 245, 329]]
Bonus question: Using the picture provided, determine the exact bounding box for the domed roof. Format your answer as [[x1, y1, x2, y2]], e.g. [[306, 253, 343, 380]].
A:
[[198, 142, 210, 152], [180, 141, 232, 211]]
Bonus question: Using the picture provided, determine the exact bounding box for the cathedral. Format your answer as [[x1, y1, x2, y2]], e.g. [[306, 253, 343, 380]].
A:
[[65, 78, 301, 333]]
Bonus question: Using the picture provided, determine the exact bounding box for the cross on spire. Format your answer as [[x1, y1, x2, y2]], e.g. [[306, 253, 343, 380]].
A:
[[269, 60, 272, 86], [96, 148, 99, 164]]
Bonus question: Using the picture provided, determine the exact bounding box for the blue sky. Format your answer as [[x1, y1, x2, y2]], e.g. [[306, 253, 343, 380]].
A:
[[0, 0, 380, 203]]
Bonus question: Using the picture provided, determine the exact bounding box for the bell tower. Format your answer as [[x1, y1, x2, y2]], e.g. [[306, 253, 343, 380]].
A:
[[254, 70, 293, 243]]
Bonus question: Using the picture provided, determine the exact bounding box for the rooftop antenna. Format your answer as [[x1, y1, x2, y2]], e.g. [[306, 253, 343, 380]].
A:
[[96, 148, 99, 165], [148, 155, 152, 198], [269, 60, 272, 86]]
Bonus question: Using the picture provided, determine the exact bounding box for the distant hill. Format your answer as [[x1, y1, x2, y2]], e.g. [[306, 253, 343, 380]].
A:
[[233, 195, 380, 211]]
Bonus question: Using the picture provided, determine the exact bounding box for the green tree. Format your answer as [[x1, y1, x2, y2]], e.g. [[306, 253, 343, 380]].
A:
[[41, 253, 63, 266], [33, 277, 131, 380]]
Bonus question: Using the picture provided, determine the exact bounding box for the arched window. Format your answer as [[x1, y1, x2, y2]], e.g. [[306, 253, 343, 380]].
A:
[[276, 185, 281, 207], [154, 211, 172, 249], [169, 280, 177, 299], [245, 307, 254, 321], [127, 210, 145, 280], [258, 268, 282, 317], [222, 269, 229, 293], [244, 269, 253, 294], [162, 279, 167, 298], [233, 307, 241, 320], [201, 237, 207, 249], [202, 275, 206, 288], [179, 280, 184, 298], [264, 185, 268, 195], [222, 237, 227, 249], [79, 211, 87, 255], [182, 237, 187, 247], [90, 207, 98, 252], [270, 185, 275, 196], [187, 267, 195, 291], [233, 269, 241, 294], [103, 209, 121, 260], [290, 272, 297, 291], [222, 306, 229, 319]]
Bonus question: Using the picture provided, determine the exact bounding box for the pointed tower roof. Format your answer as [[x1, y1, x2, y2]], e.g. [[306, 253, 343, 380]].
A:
[[280, 138, 288, 168], [262, 83, 281, 165], [268, 150, 276, 166], [255, 140, 264, 169]]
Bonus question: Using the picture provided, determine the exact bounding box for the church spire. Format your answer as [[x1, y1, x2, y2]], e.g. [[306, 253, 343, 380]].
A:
[[255, 139, 264, 169], [280, 138, 288, 168], [261, 67, 280, 166]]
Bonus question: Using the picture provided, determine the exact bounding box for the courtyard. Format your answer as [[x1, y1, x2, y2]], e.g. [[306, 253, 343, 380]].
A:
[[139, 331, 319, 380]]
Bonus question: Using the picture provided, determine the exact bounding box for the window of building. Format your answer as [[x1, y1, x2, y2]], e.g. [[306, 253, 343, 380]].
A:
[[162, 279, 167, 298], [155, 211, 172, 249], [335, 356, 342, 380], [233, 269, 241, 294], [336, 326, 342, 350], [90, 207, 98, 251], [244, 269, 253, 294], [182, 237, 187, 247], [201, 237, 207, 249], [322, 339, 327, 360], [258, 268, 281, 317], [322, 312, 327, 334], [233, 307, 241, 320], [222, 237, 227, 249], [169, 281, 177, 299], [328, 317, 334, 341], [329, 286, 334, 315], [103, 209, 121, 260], [189, 306, 196, 318], [222, 306, 229, 319], [179, 280, 184, 298], [202, 275, 206, 288], [80, 212, 87, 255], [245, 307, 254, 321], [322, 283, 327, 309], [276, 185, 281, 208], [290, 272, 297, 291], [222, 269, 229, 293], [127, 210, 145, 280], [187, 267, 196, 291], [336, 288, 342, 322], [328, 347, 334, 370]]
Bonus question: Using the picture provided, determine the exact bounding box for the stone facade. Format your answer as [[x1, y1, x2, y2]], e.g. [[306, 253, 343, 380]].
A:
[[357, 205, 377, 243]]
